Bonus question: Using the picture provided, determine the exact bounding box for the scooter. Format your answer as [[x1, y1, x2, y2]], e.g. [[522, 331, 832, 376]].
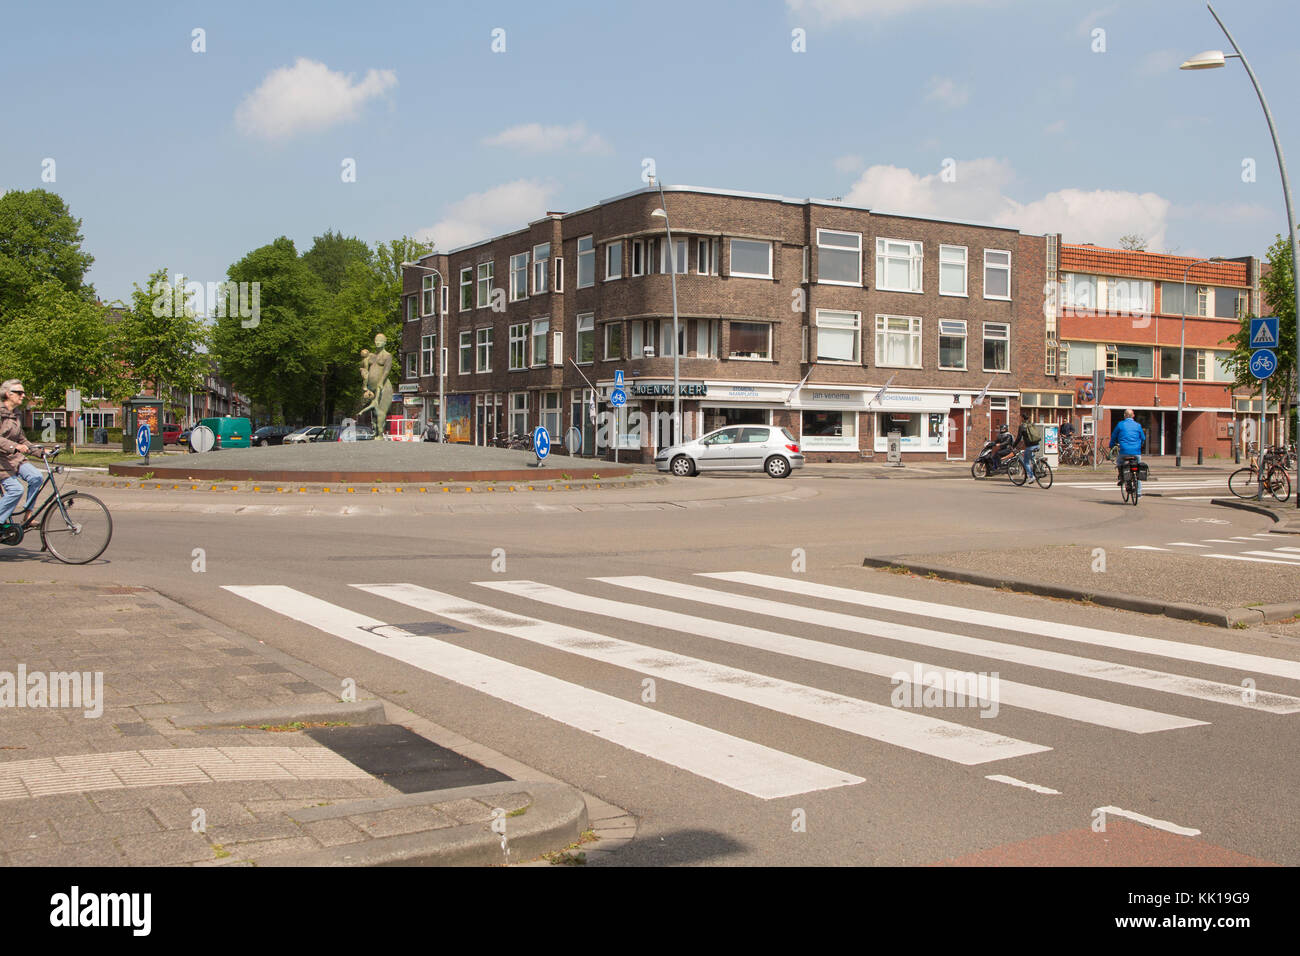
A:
[[970, 439, 1017, 479]]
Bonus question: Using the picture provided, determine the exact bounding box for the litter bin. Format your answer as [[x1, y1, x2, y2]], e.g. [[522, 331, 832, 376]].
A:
[[94, 427, 107, 444]]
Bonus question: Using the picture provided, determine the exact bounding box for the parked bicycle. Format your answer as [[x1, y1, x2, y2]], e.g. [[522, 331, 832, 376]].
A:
[[1229, 445, 1291, 501], [1008, 448, 1054, 489], [0, 448, 113, 563], [1057, 437, 1095, 467]]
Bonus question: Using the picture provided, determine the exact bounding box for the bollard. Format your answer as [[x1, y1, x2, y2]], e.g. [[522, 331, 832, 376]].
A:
[[1235, 444, 1241, 465], [1197, 447, 1204, 465]]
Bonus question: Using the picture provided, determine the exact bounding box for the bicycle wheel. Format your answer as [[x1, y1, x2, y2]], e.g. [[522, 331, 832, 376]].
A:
[[1034, 459, 1053, 489], [1266, 466, 1291, 502], [1007, 458, 1027, 486], [1228, 467, 1258, 499], [40, 492, 112, 564], [1127, 477, 1140, 505]]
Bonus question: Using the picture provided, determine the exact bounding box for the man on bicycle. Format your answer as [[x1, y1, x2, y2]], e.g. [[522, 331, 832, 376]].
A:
[[1011, 415, 1040, 484], [0, 380, 45, 530], [1109, 408, 1147, 497]]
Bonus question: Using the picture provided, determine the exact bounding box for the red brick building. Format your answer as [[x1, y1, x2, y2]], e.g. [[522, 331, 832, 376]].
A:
[[401, 185, 1057, 462], [1052, 241, 1271, 459]]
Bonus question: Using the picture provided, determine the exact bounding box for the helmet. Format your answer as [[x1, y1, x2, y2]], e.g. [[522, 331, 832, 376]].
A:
[[998, 424, 1009, 435]]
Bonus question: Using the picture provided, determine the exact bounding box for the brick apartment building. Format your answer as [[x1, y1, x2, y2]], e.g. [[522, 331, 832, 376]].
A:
[[400, 185, 1060, 463], [1051, 242, 1271, 459]]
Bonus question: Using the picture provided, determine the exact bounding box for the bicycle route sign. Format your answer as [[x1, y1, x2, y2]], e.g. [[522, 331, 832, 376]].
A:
[[135, 423, 151, 460], [1250, 317, 1279, 350], [1250, 349, 1277, 380], [610, 369, 627, 408], [533, 425, 551, 461]]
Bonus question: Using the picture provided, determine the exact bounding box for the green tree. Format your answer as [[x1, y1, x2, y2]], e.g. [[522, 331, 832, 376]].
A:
[[112, 268, 210, 415], [0, 189, 96, 319], [1222, 233, 1297, 440], [209, 237, 325, 422], [0, 282, 125, 416], [302, 229, 373, 295]]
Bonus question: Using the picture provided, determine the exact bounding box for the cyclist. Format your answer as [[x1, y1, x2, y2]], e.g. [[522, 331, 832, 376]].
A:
[[1011, 414, 1040, 485], [0, 379, 45, 530], [1108, 408, 1147, 497]]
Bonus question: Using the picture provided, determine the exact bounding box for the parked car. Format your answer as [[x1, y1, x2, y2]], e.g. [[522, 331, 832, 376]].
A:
[[196, 416, 251, 450], [162, 423, 182, 445], [655, 425, 804, 478], [284, 426, 326, 444], [252, 425, 296, 446]]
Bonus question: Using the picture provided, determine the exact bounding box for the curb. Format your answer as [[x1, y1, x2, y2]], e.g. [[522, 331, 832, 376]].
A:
[[861, 556, 1300, 628], [170, 700, 386, 729], [256, 781, 590, 867], [1210, 497, 1300, 534], [69, 475, 667, 495]]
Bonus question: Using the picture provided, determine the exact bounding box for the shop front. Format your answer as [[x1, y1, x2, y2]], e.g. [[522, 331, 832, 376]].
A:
[[869, 391, 966, 458]]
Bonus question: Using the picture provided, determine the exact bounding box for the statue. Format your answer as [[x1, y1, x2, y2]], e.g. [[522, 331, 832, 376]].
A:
[[355, 333, 394, 438]]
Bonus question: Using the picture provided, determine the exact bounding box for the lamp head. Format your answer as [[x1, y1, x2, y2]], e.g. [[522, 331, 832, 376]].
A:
[[652, 209, 667, 219], [1180, 50, 1226, 70]]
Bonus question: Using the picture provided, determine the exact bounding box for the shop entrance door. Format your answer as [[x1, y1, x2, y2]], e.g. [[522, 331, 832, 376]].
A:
[[946, 409, 965, 460]]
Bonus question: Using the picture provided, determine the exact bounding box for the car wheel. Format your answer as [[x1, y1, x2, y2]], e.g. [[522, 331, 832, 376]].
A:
[[765, 456, 790, 479], [670, 455, 695, 477]]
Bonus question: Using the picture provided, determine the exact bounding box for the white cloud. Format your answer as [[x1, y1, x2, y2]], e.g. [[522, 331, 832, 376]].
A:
[[924, 76, 970, 110], [844, 158, 1171, 249], [235, 58, 396, 140], [833, 154, 865, 174], [482, 122, 611, 154], [786, 0, 1004, 21], [416, 180, 558, 253], [1044, 119, 1067, 134]]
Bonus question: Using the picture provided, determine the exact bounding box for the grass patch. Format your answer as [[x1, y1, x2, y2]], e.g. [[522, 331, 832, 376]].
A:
[[243, 720, 351, 733], [883, 565, 912, 575], [1231, 621, 1250, 629], [211, 844, 231, 859], [506, 806, 528, 818], [541, 827, 598, 865]]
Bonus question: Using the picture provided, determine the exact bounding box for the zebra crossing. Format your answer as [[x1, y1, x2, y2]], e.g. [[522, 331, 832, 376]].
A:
[[1126, 532, 1300, 566], [223, 571, 1300, 800], [1058, 476, 1229, 499]]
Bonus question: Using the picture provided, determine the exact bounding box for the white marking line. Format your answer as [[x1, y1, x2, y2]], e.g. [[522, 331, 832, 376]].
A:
[[700, 571, 1300, 686], [1205, 554, 1300, 568], [1094, 805, 1201, 837], [1172, 496, 1223, 500], [1253, 533, 1278, 537], [476, 580, 1199, 734], [1124, 546, 1169, 551], [985, 774, 1061, 795], [1166, 542, 1211, 548], [224, 585, 860, 800], [364, 582, 1044, 766], [1278, 547, 1300, 553], [1201, 539, 1240, 544], [1242, 550, 1300, 563], [1231, 536, 1261, 541]]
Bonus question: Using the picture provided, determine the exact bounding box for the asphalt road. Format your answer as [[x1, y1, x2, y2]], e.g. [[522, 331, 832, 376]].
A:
[[8, 472, 1299, 866]]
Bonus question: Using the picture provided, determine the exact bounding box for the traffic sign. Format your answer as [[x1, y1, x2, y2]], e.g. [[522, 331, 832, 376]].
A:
[[1091, 369, 1106, 404], [532, 426, 551, 460], [1250, 349, 1277, 380], [614, 370, 624, 387], [189, 425, 215, 453], [610, 387, 627, 408], [1250, 317, 1280, 350], [135, 423, 151, 458]]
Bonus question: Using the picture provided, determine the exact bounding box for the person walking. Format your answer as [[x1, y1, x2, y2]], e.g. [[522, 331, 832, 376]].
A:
[[0, 380, 45, 529]]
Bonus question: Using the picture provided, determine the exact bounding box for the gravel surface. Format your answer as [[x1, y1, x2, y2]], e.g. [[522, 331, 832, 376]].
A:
[[122, 441, 600, 473], [894, 544, 1300, 610]]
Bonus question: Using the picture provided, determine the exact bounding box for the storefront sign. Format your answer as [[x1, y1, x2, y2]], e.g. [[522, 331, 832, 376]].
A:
[[630, 383, 708, 397], [398, 383, 419, 393]]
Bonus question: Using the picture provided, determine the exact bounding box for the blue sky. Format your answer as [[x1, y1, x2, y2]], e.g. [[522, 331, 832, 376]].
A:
[[2, 0, 1296, 304]]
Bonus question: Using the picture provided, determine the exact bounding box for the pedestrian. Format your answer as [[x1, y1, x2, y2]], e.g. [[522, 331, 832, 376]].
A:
[[1059, 419, 1075, 443], [0, 380, 45, 529]]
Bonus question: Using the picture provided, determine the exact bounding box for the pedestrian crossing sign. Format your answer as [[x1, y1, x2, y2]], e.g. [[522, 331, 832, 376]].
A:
[[1250, 317, 1279, 350]]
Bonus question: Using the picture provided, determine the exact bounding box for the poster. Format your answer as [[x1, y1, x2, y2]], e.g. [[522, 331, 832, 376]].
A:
[[446, 394, 472, 443]]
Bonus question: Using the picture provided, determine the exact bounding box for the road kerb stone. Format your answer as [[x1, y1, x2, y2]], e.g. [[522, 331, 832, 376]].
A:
[[170, 701, 385, 730]]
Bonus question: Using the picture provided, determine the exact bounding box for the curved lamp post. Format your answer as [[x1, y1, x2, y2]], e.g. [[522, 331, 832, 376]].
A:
[[1181, 3, 1300, 504], [400, 261, 444, 442]]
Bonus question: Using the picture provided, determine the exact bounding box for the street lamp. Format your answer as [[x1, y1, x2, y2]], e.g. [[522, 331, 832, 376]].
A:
[[1182, 2, 1300, 505], [651, 186, 682, 447], [1176, 256, 1224, 467], [400, 261, 444, 442]]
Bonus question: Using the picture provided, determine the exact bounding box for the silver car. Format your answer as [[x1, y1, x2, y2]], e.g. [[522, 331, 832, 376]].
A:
[[655, 425, 804, 478]]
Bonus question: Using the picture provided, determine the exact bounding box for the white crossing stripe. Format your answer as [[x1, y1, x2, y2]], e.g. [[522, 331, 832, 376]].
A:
[[986, 775, 1061, 795], [600, 577, 1300, 711], [1093, 805, 1201, 837], [223, 585, 862, 799], [1201, 539, 1240, 544], [477, 579, 1203, 734], [1205, 554, 1300, 568], [1241, 550, 1300, 563], [1278, 547, 1300, 553], [1166, 542, 1211, 548], [699, 572, 1300, 686], [1125, 546, 1169, 551], [360, 582, 1047, 766]]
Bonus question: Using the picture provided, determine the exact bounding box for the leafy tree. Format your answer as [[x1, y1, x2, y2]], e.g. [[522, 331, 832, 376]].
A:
[[1221, 233, 1297, 440], [209, 237, 325, 422], [302, 229, 373, 295], [112, 267, 210, 414], [0, 189, 96, 320]]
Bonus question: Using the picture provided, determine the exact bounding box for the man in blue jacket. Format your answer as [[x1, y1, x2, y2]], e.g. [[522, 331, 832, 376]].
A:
[[1109, 409, 1147, 496]]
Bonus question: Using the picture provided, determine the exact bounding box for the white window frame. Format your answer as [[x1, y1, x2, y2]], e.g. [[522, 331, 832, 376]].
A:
[[815, 229, 862, 286], [939, 245, 967, 297], [421, 333, 436, 376], [983, 249, 1011, 301], [405, 352, 417, 378], [875, 238, 924, 293], [532, 243, 550, 294], [938, 319, 966, 371], [577, 236, 595, 288], [982, 322, 1010, 373], [459, 330, 473, 374], [874, 314, 923, 369], [508, 323, 528, 371], [576, 313, 595, 364], [459, 267, 473, 312], [632, 239, 646, 277], [509, 252, 529, 302], [728, 321, 772, 361], [728, 239, 773, 280], [605, 241, 623, 280], [421, 276, 436, 316], [697, 238, 715, 275], [540, 390, 561, 441], [531, 317, 550, 367], [814, 309, 862, 364], [604, 322, 623, 361], [476, 261, 494, 309], [476, 326, 493, 372], [440, 284, 449, 316], [661, 237, 688, 275], [405, 295, 417, 323], [509, 392, 529, 437]]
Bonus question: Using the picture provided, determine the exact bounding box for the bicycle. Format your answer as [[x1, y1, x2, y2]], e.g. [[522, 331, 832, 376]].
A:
[[1229, 447, 1291, 501], [1007, 449, 1053, 489], [1117, 455, 1145, 506], [0, 448, 113, 564]]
